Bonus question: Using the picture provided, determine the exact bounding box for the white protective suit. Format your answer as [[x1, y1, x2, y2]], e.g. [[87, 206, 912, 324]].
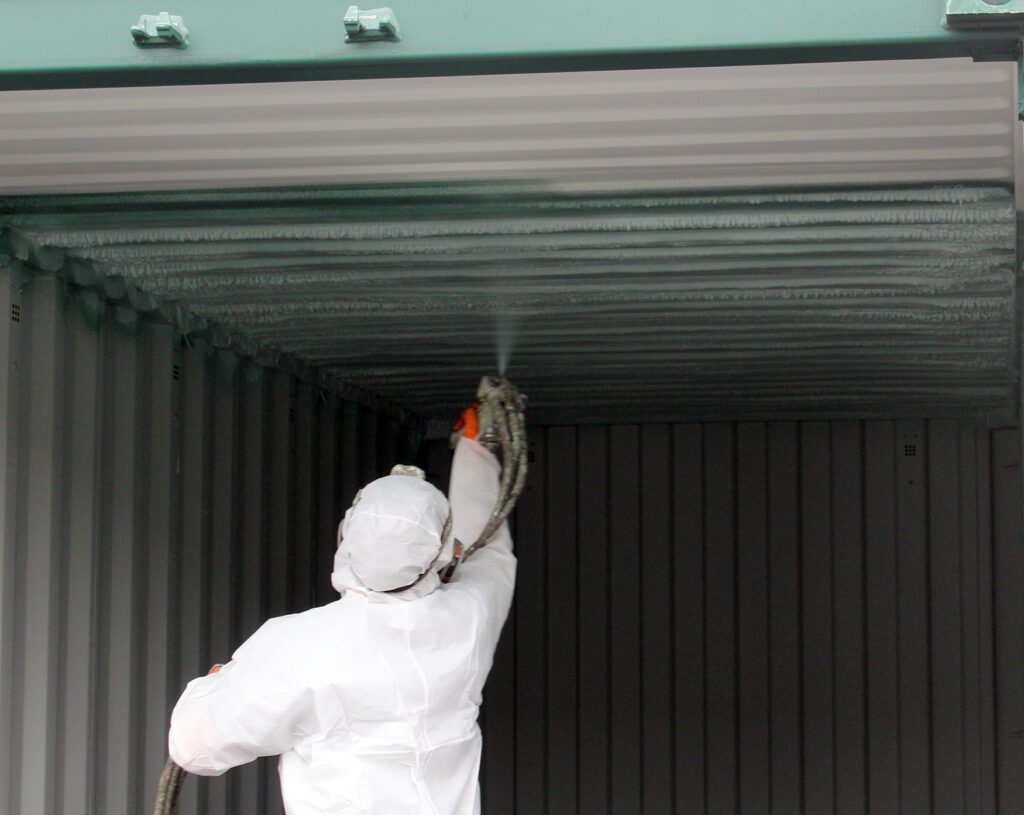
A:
[[168, 438, 516, 814]]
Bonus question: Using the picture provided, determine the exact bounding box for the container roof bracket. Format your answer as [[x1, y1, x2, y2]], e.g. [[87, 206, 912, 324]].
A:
[[947, 1, 1024, 117], [130, 12, 190, 47], [947, 0, 1024, 26], [343, 6, 401, 42]]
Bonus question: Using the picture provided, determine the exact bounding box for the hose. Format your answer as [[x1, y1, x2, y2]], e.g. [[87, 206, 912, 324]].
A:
[[461, 375, 529, 561], [152, 756, 186, 815]]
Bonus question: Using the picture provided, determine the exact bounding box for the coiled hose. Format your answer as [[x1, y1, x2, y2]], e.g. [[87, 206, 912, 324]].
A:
[[152, 374, 528, 814]]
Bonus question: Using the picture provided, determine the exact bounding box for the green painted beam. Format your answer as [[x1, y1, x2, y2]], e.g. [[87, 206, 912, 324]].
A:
[[0, 0, 1022, 90]]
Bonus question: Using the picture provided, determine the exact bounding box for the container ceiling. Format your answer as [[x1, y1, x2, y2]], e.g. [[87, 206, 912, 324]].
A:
[[2, 184, 1015, 424], [0, 59, 1019, 425]]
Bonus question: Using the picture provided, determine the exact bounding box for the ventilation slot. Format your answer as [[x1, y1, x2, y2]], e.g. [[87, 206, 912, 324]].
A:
[[11, 303, 21, 323], [172, 364, 181, 382], [904, 444, 917, 458]]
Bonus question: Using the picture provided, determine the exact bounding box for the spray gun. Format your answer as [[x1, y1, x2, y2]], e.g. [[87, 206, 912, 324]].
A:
[[475, 375, 525, 446], [465, 375, 529, 557]]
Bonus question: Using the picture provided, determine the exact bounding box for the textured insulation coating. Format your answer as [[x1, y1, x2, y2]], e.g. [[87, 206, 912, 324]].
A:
[[0, 184, 1017, 424]]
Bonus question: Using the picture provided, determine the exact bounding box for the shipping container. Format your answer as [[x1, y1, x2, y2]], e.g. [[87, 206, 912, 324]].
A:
[[2, 2, 1023, 813]]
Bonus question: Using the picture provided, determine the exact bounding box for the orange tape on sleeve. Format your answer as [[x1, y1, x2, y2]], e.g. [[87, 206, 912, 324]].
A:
[[454, 405, 480, 440]]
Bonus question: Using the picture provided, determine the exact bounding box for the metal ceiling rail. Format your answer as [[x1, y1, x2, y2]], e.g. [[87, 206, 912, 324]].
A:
[[1, 0, 1023, 90], [0, 59, 1014, 194]]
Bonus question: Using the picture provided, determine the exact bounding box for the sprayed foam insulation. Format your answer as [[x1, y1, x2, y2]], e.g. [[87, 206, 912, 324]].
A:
[[0, 184, 1016, 425]]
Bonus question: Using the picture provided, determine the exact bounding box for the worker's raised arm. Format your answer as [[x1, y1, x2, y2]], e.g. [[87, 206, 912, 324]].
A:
[[446, 437, 516, 628], [168, 616, 318, 775], [449, 436, 512, 555]]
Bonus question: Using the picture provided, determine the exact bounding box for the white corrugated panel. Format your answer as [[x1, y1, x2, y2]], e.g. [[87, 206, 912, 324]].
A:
[[0, 58, 1016, 194]]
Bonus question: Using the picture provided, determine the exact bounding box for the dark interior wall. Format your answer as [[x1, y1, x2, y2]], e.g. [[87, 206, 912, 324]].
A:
[[423, 421, 1024, 814]]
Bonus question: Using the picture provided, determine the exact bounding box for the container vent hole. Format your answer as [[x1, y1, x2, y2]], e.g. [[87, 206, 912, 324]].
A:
[[11, 303, 21, 323], [289, 406, 297, 423], [172, 364, 181, 382], [904, 444, 917, 458]]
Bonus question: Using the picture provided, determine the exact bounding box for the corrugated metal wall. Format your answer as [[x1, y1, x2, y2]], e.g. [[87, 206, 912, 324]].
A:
[[3, 262, 1024, 815], [470, 422, 1024, 815], [0, 267, 411, 815]]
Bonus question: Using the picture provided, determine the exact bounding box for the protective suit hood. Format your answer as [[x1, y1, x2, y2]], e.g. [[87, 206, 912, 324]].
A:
[[331, 474, 451, 601]]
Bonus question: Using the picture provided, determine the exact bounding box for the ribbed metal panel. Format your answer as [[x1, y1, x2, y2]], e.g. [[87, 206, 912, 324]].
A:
[[0, 59, 1015, 195], [0, 263, 411, 815], [0, 254, 20, 812], [435, 420, 1023, 815], [5, 251, 1024, 812], [3, 184, 1016, 424]]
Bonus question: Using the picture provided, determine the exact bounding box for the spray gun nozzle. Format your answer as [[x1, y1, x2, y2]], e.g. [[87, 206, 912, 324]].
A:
[[477, 374, 525, 405]]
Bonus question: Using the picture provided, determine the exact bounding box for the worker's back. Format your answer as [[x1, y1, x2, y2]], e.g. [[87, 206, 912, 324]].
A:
[[271, 567, 510, 814]]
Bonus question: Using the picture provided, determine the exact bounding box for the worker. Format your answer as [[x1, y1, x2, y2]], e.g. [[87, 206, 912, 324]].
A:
[[166, 401, 517, 814]]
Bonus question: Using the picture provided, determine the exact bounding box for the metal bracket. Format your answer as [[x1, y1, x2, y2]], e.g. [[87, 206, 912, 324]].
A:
[[131, 12, 189, 47], [343, 6, 400, 42], [947, 0, 1024, 26]]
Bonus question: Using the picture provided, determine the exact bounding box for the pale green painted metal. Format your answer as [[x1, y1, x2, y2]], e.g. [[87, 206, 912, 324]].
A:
[[1, 0, 1023, 90]]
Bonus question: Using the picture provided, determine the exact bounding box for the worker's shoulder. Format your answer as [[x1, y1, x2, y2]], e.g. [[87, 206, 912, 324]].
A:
[[241, 602, 341, 650]]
